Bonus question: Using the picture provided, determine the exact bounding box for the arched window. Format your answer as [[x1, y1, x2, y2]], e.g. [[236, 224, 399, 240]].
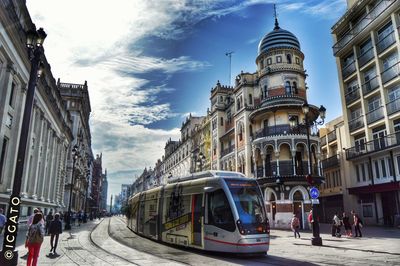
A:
[[264, 86, 268, 98], [285, 81, 292, 94], [249, 94, 253, 104], [287, 54, 292, 64], [293, 81, 298, 94], [249, 125, 253, 138], [237, 98, 241, 110]]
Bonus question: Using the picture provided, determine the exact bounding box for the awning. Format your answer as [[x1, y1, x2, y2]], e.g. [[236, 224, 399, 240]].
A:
[[348, 181, 400, 194]]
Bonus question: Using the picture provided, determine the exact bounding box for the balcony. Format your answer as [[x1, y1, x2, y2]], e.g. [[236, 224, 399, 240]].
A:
[[333, 0, 395, 55], [361, 76, 380, 95], [255, 160, 319, 177], [381, 62, 400, 84], [327, 130, 337, 142], [345, 86, 360, 105], [376, 31, 396, 54], [366, 106, 384, 124], [342, 61, 356, 79], [346, 132, 400, 159], [220, 145, 235, 158], [349, 116, 364, 132], [254, 124, 308, 139], [387, 97, 400, 115], [321, 155, 339, 170], [358, 47, 375, 67]]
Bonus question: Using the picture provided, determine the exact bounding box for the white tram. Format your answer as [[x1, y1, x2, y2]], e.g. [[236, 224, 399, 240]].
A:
[[126, 171, 270, 254]]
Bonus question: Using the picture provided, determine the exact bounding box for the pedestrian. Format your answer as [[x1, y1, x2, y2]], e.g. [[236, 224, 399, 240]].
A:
[[308, 210, 313, 230], [72, 212, 76, 226], [78, 211, 83, 226], [332, 213, 341, 237], [351, 210, 363, 237], [26, 213, 45, 266], [45, 211, 54, 235], [48, 213, 62, 255], [0, 208, 6, 235], [342, 212, 352, 237], [290, 214, 301, 238]]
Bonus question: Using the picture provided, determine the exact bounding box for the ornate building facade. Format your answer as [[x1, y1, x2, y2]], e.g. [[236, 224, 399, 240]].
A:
[[0, 0, 73, 218], [332, 0, 400, 226], [209, 18, 325, 228]]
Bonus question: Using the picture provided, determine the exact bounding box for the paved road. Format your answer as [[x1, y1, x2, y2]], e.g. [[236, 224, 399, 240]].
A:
[[0, 216, 398, 265]]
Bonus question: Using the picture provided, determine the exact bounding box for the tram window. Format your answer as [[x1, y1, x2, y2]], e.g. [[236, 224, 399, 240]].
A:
[[207, 189, 235, 232]]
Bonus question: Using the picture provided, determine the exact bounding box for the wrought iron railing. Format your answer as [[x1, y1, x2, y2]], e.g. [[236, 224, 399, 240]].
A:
[[358, 46, 375, 67], [366, 106, 384, 124], [220, 145, 235, 158], [342, 61, 356, 79], [361, 75, 380, 95], [381, 61, 400, 84], [254, 124, 308, 139], [376, 31, 396, 54], [333, 0, 395, 55], [327, 130, 337, 142], [321, 155, 339, 170], [345, 86, 360, 104], [346, 132, 400, 159], [349, 116, 364, 132], [387, 97, 400, 115]]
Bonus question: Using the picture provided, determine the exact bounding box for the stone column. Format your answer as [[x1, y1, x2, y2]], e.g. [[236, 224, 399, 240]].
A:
[[47, 132, 58, 202], [252, 150, 257, 178], [275, 151, 280, 176], [262, 154, 266, 177], [291, 150, 296, 175], [30, 112, 45, 199], [39, 125, 52, 201]]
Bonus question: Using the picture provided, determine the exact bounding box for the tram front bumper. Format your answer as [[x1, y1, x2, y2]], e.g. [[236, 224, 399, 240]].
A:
[[236, 237, 270, 253]]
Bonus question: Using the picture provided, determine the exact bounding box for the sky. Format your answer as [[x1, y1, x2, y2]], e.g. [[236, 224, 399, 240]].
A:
[[26, 0, 347, 204]]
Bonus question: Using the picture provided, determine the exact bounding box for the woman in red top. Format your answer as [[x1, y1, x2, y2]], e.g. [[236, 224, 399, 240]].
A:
[[291, 214, 301, 238]]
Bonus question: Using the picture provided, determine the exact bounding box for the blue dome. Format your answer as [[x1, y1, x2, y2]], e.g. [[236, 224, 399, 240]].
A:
[[258, 26, 300, 54]]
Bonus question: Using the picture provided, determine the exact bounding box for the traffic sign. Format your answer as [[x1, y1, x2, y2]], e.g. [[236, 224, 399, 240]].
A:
[[310, 187, 319, 199], [311, 198, 320, 204]]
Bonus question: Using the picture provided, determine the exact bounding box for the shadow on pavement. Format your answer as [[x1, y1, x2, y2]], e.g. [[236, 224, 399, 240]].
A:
[[293, 243, 400, 256]]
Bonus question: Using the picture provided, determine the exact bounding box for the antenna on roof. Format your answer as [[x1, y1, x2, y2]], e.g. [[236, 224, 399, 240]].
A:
[[274, 4, 280, 30], [225, 51, 234, 86]]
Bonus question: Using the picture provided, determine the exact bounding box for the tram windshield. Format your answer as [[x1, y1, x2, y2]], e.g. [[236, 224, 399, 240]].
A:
[[226, 179, 268, 234]]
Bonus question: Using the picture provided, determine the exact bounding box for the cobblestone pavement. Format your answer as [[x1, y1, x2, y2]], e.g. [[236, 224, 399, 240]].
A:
[[0, 216, 398, 265]]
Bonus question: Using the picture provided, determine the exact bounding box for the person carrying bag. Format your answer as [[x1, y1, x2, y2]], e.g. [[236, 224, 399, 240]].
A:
[[26, 213, 45, 266]]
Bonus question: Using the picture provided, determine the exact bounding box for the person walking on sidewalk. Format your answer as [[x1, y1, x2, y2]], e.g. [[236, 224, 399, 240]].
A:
[[26, 213, 45, 266], [48, 213, 62, 255], [332, 213, 341, 237], [45, 211, 54, 235], [291, 214, 301, 238], [351, 210, 363, 237], [342, 212, 352, 237]]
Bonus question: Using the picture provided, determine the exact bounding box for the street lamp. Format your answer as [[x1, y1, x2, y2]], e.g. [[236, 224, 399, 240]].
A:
[[289, 101, 326, 247], [196, 152, 206, 172], [65, 145, 80, 230], [1, 27, 47, 265]]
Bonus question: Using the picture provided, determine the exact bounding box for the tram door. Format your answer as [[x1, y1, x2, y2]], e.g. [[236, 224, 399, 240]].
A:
[[192, 194, 203, 246]]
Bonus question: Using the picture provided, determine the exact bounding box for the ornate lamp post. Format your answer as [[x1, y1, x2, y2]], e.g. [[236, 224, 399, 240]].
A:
[[0, 27, 47, 265], [196, 152, 206, 172], [65, 145, 80, 230], [289, 102, 326, 246]]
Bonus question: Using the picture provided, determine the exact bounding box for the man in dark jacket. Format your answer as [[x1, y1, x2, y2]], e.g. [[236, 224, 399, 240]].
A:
[[48, 213, 62, 255]]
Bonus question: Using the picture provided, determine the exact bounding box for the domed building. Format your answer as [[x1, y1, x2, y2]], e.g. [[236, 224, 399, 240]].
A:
[[210, 16, 326, 229]]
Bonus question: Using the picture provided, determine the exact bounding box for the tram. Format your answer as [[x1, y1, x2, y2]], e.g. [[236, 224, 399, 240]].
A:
[[126, 171, 270, 254]]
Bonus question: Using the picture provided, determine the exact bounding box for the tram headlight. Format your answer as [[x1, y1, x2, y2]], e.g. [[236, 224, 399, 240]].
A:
[[237, 220, 246, 235]]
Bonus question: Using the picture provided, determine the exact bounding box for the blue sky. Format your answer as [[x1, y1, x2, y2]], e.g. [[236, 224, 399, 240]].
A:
[[26, 0, 347, 203]]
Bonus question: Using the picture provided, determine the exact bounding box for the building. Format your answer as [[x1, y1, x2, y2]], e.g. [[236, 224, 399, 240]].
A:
[[101, 169, 108, 211], [209, 16, 326, 228], [0, 0, 74, 218], [91, 154, 104, 216], [59, 80, 93, 214], [332, 0, 400, 226]]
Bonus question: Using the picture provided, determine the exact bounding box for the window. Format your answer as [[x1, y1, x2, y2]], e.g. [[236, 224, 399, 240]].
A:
[[285, 81, 291, 94], [249, 94, 252, 105], [360, 39, 372, 55], [293, 82, 298, 94], [276, 56, 282, 63], [350, 108, 362, 120], [362, 205, 373, 217], [346, 79, 358, 94], [354, 134, 366, 152], [361, 163, 366, 181], [388, 157, 394, 177], [381, 159, 387, 178], [0, 138, 8, 183], [382, 52, 398, 71], [355, 164, 360, 182], [295, 57, 300, 65], [367, 96, 381, 112], [286, 54, 292, 64], [9, 82, 16, 107], [343, 53, 354, 67], [6, 114, 13, 128], [267, 58, 272, 65], [374, 161, 380, 179], [207, 189, 235, 232], [388, 85, 400, 102], [220, 117, 223, 126], [377, 22, 393, 41], [263, 86, 268, 99]]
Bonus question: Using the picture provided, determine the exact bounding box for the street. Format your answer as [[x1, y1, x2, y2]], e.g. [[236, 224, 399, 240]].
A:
[[1, 217, 398, 265]]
